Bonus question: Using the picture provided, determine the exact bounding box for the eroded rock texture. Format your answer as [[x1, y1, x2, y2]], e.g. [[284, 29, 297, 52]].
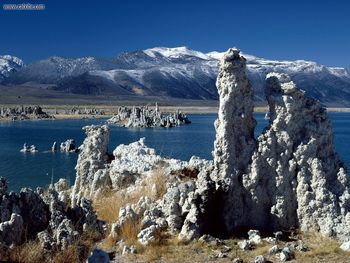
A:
[[210, 49, 350, 240], [243, 72, 350, 238], [107, 104, 191, 128], [69, 48, 350, 245], [174, 49, 350, 241], [70, 126, 213, 244], [213, 48, 256, 180], [0, 178, 102, 249], [212, 48, 257, 234], [0, 105, 53, 120], [71, 125, 110, 206]]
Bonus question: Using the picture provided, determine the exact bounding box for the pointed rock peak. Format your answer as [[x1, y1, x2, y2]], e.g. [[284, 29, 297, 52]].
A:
[[219, 48, 248, 71], [266, 72, 291, 84], [222, 48, 241, 60], [214, 48, 256, 180], [265, 72, 298, 95]]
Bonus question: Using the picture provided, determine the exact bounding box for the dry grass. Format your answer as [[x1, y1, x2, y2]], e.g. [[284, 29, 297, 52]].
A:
[[93, 188, 149, 225], [150, 167, 168, 199], [94, 167, 168, 250], [138, 237, 216, 262], [8, 240, 46, 263], [93, 189, 124, 224], [94, 168, 167, 225], [50, 246, 81, 263], [107, 231, 350, 263], [4, 240, 82, 263], [119, 218, 143, 245], [0, 230, 101, 263], [92, 169, 342, 262], [94, 189, 145, 251], [100, 234, 118, 252], [294, 232, 350, 262]]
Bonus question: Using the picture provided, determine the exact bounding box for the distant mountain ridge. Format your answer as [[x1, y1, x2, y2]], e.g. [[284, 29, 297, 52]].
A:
[[0, 55, 24, 81], [2, 47, 350, 106]]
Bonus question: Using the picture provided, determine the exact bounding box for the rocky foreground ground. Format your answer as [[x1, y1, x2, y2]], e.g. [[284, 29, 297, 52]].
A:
[[0, 48, 350, 263]]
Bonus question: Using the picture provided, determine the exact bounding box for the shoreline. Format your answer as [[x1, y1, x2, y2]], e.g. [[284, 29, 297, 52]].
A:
[[1, 106, 350, 122]]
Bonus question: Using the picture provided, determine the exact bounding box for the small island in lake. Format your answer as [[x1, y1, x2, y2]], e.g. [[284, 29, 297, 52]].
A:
[[107, 103, 191, 128], [0, 105, 53, 121]]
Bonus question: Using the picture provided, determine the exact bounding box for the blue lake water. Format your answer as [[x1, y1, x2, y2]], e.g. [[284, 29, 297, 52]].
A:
[[0, 113, 349, 191]]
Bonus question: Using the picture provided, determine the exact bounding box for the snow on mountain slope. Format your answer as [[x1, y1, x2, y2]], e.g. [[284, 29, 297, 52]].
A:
[[0, 55, 24, 80], [144, 46, 210, 60], [93, 47, 350, 104], [328, 67, 350, 78], [4, 56, 119, 84], [3, 47, 350, 106]]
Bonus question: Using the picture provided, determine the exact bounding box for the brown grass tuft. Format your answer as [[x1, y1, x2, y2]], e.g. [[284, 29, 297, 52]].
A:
[[2, 229, 101, 263], [9, 240, 46, 263], [93, 167, 168, 224], [50, 245, 81, 263], [150, 167, 167, 199], [294, 232, 350, 262], [93, 189, 123, 224], [119, 218, 143, 245], [93, 167, 168, 250]]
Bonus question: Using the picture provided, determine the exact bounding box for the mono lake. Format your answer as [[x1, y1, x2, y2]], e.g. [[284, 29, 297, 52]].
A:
[[0, 113, 349, 191]]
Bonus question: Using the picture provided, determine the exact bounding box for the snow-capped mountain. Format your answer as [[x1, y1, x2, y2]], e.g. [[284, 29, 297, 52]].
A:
[[0, 55, 24, 81], [3, 47, 350, 106]]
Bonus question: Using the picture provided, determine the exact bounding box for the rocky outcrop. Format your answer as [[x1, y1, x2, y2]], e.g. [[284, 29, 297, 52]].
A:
[[202, 49, 349, 240], [20, 143, 38, 153], [67, 48, 350, 248], [38, 190, 102, 250], [242, 72, 350, 239], [51, 141, 57, 152], [71, 125, 110, 206], [69, 125, 212, 244], [0, 214, 24, 246], [211, 48, 257, 234], [64, 107, 105, 116], [107, 104, 191, 128], [72, 127, 211, 203], [0, 105, 53, 121], [109, 167, 213, 245], [0, 186, 49, 243], [108, 138, 194, 190], [60, 139, 78, 153], [0, 177, 103, 250], [213, 48, 256, 180], [138, 48, 350, 241]]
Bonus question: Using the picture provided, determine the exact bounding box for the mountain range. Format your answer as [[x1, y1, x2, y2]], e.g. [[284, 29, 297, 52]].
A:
[[1, 47, 350, 106], [0, 55, 24, 81]]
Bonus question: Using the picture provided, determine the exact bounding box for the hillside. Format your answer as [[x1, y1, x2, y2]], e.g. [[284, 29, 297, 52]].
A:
[[2, 47, 350, 106]]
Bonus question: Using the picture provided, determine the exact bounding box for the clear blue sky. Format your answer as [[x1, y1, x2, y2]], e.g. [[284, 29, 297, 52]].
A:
[[1, 0, 349, 67]]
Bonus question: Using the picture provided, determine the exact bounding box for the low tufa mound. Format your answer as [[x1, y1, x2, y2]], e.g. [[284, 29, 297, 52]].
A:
[[0, 177, 103, 250]]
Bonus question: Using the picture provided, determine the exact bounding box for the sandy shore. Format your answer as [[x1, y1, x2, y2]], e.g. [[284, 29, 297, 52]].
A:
[[52, 114, 113, 120]]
